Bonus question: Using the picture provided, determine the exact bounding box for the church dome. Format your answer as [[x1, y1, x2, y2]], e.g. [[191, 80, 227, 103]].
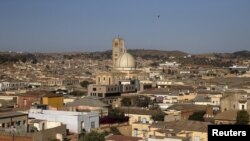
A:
[[115, 53, 136, 70]]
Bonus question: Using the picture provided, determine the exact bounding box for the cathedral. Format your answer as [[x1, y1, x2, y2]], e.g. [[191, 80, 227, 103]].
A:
[[95, 37, 148, 85]]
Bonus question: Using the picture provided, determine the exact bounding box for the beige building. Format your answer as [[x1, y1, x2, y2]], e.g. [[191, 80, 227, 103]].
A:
[[0, 111, 28, 130], [132, 120, 209, 141], [118, 107, 162, 125], [220, 93, 250, 112], [214, 110, 250, 124], [95, 37, 148, 86]]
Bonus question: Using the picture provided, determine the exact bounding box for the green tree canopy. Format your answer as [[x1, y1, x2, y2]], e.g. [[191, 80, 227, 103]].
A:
[[79, 131, 108, 141], [110, 127, 121, 135], [188, 111, 206, 121], [80, 80, 92, 88], [121, 97, 131, 106], [152, 111, 165, 121], [236, 110, 249, 125]]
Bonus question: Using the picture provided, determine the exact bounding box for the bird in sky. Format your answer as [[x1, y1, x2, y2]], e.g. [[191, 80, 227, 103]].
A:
[[157, 15, 160, 18]]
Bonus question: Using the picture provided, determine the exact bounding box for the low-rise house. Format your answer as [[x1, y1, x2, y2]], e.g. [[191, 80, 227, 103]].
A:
[[214, 110, 250, 124], [28, 109, 99, 134], [220, 92, 250, 112], [0, 81, 28, 91], [0, 111, 28, 130], [131, 120, 209, 140], [65, 97, 109, 116], [0, 119, 66, 141], [148, 120, 209, 141], [141, 89, 196, 104], [118, 107, 163, 124], [18, 90, 64, 109], [193, 95, 211, 105], [166, 104, 207, 120]]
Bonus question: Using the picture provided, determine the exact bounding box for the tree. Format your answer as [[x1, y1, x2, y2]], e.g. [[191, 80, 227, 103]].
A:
[[121, 97, 131, 106], [236, 110, 249, 125], [188, 111, 206, 121], [152, 111, 165, 121], [80, 80, 92, 88], [110, 127, 121, 135], [79, 131, 108, 141]]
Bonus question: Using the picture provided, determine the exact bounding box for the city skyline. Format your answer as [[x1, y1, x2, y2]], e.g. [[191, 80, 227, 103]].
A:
[[0, 0, 250, 53]]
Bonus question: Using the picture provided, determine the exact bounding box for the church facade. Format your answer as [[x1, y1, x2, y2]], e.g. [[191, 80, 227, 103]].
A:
[[96, 37, 148, 85]]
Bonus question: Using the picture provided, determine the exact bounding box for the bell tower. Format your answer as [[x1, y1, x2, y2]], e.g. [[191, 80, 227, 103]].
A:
[[112, 37, 126, 68]]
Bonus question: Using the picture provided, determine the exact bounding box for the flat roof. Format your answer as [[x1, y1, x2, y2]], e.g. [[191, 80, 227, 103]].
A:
[[0, 111, 28, 119]]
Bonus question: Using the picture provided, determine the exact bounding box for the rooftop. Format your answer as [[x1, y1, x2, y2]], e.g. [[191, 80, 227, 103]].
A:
[[105, 135, 142, 141], [66, 97, 108, 107], [0, 111, 28, 119], [151, 120, 210, 132]]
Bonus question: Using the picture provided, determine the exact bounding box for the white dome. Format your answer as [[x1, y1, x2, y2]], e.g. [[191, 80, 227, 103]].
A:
[[115, 53, 136, 70]]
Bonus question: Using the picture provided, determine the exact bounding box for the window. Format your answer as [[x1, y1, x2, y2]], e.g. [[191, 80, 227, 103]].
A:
[[242, 105, 245, 110], [134, 128, 138, 137], [98, 93, 102, 97], [91, 121, 95, 128], [194, 136, 200, 141], [93, 88, 96, 91], [16, 121, 21, 126], [142, 118, 147, 124]]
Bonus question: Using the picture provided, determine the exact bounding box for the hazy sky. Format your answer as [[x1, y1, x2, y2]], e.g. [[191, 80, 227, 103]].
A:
[[0, 0, 249, 53]]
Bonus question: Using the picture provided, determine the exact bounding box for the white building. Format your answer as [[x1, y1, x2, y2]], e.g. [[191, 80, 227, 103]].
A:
[[159, 61, 180, 68], [28, 109, 99, 134], [0, 81, 28, 91]]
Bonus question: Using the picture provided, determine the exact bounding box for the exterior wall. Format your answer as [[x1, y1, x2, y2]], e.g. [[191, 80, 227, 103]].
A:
[[177, 93, 197, 102], [0, 135, 32, 141], [163, 95, 178, 104], [18, 96, 40, 108], [117, 125, 132, 136], [210, 95, 222, 106], [28, 109, 99, 134], [164, 114, 181, 122], [148, 128, 165, 138], [88, 84, 121, 98], [72, 106, 109, 116], [0, 124, 66, 141], [125, 114, 153, 125], [0, 115, 28, 129], [131, 123, 150, 138], [214, 119, 235, 125], [177, 131, 207, 141], [0, 82, 27, 91], [32, 124, 66, 141], [220, 93, 250, 112], [47, 78, 63, 86], [42, 96, 64, 108]]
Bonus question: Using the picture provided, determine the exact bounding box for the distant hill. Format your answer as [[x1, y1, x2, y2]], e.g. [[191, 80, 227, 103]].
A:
[[90, 49, 188, 60], [0, 52, 38, 64], [193, 50, 250, 59], [232, 50, 250, 58], [127, 49, 188, 58]]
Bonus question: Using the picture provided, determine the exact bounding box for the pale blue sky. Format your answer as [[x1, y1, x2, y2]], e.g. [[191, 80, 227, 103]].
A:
[[0, 0, 249, 53]]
